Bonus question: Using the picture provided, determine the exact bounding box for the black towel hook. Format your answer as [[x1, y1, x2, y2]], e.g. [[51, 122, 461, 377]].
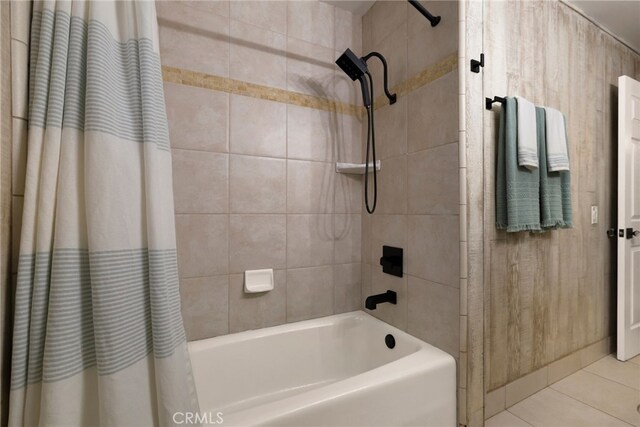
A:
[[486, 96, 506, 110]]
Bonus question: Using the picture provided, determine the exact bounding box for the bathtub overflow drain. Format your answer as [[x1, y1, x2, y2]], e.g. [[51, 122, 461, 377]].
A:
[[385, 334, 396, 349]]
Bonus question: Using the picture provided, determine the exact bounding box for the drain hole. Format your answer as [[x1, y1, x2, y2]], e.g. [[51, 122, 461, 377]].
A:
[[385, 334, 396, 349]]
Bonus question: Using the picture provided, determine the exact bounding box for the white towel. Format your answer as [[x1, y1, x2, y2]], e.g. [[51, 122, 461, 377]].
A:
[[516, 96, 538, 170], [544, 107, 570, 171]]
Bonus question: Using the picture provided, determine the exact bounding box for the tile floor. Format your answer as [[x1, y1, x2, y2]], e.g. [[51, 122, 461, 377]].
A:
[[486, 355, 640, 427]]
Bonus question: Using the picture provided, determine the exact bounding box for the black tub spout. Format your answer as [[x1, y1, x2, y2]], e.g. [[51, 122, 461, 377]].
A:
[[365, 290, 397, 310]]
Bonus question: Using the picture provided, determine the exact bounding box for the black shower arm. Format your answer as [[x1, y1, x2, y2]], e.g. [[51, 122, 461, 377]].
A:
[[361, 51, 397, 105], [408, 0, 441, 27]]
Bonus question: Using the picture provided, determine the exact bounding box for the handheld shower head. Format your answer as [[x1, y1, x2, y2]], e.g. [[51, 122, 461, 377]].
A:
[[335, 48, 368, 81], [335, 49, 371, 108], [335, 48, 400, 214]]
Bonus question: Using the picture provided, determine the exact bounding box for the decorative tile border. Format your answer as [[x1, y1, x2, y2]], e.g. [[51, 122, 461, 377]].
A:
[[162, 66, 362, 117], [373, 52, 458, 110], [162, 52, 458, 116]]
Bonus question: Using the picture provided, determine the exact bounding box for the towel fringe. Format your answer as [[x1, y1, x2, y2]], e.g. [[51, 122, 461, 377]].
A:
[[505, 223, 542, 233]]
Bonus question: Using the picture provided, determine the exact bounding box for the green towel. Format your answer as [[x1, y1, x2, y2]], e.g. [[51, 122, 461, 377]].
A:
[[496, 97, 541, 232], [538, 107, 573, 229]]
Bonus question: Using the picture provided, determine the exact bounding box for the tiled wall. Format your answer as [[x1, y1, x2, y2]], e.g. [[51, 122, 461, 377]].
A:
[[360, 1, 460, 358], [157, 0, 365, 340]]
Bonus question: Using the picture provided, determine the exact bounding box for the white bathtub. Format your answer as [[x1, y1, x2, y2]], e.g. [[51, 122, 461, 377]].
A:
[[188, 311, 456, 427]]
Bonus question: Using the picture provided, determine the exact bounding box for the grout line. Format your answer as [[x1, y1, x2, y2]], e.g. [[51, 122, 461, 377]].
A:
[[578, 368, 640, 393], [501, 409, 535, 427], [171, 145, 338, 165], [549, 382, 635, 426]]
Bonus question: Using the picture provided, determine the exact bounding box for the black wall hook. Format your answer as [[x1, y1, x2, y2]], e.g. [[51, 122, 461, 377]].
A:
[[485, 96, 506, 110], [471, 53, 484, 73]]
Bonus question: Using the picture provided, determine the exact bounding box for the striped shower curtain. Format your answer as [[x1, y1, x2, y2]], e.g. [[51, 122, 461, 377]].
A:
[[9, 1, 199, 425]]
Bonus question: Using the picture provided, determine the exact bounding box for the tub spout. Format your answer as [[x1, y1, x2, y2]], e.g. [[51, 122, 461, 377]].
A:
[[365, 290, 397, 310]]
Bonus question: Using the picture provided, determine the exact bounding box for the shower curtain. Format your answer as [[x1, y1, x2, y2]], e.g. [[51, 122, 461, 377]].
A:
[[9, 1, 199, 425]]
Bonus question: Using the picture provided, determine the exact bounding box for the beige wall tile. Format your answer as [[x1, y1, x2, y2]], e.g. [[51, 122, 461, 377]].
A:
[[159, 1, 230, 19], [165, 83, 228, 153], [407, 70, 458, 153], [407, 142, 459, 214], [485, 387, 506, 419], [334, 173, 362, 214], [230, 19, 286, 89], [334, 214, 361, 264], [361, 7, 372, 52], [156, 0, 367, 345], [172, 149, 228, 214], [158, 2, 229, 77], [230, 155, 286, 213], [369, 1, 407, 47], [407, 276, 459, 356], [230, 95, 286, 157], [176, 214, 228, 278], [10, 39, 27, 119], [287, 1, 334, 49], [286, 214, 334, 269], [287, 160, 334, 213], [228, 269, 286, 333], [230, 0, 286, 34], [407, 214, 459, 286], [229, 214, 286, 273], [376, 155, 407, 214], [504, 367, 548, 408], [361, 212, 372, 265], [334, 68, 362, 107], [334, 113, 362, 164], [333, 263, 361, 313], [375, 99, 407, 160], [370, 214, 407, 267], [180, 275, 229, 340], [547, 351, 581, 384], [286, 37, 335, 96], [334, 6, 362, 54], [287, 104, 334, 162], [369, 22, 407, 98], [407, 0, 458, 77], [367, 267, 407, 330], [287, 265, 334, 322], [361, 261, 372, 292], [11, 117, 26, 196]]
